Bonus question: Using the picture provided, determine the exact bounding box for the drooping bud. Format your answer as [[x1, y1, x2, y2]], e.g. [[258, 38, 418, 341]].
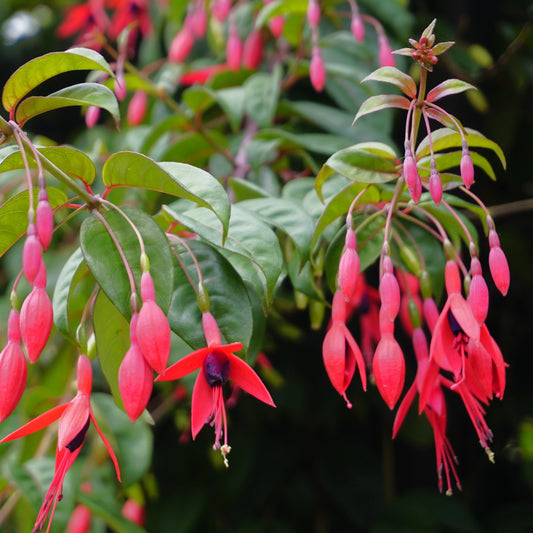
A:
[[114, 72, 127, 101], [212, 0, 232, 22], [379, 255, 400, 321], [137, 272, 171, 374], [403, 142, 421, 203], [429, 164, 442, 205], [169, 27, 195, 63], [269, 15, 284, 38], [66, 505, 92, 533], [127, 90, 148, 126], [468, 257, 489, 324], [119, 314, 154, 422], [307, 0, 321, 28], [36, 189, 54, 250], [202, 311, 222, 346], [373, 332, 405, 409], [444, 260, 462, 295], [378, 34, 395, 67], [310, 46, 326, 92], [22, 222, 42, 285], [85, 106, 100, 129], [122, 499, 146, 526], [338, 227, 360, 301], [190, 1, 207, 38], [460, 140, 474, 188], [488, 230, 510, 296], [226, 25, 243, 70], [351, 10, 365, 42], [242, 30, 264, 69], [20, 262, 53, 363]]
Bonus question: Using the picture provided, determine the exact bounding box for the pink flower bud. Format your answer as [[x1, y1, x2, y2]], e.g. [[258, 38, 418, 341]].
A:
[[36, 189, 54, 250], [122, 499, 146, 526], [372, 333, 405, 409], [351, 13, 365, 42], [66, 505, 92, 533], [22, 223, 42, 285], [212, 0, 232, 22], [202, 311, 222, 346], [226, 25, 243, 70], [137, 273, 171, 374], [119, 314, 154, 422], [127, 90, 148, 126], [269, 15, 284, 38], [114, 73, 127, 101], [338, 228, 360, 301], [190, 3, 207, 38], [242, 30, 264, 69], [429, 166, 442, 205], [423, 297, 439, 332], [169, 27, 195, 63], [85, 106, 100, 129], [488, 235, 510, 296], [379, 258, 400, 321], [378, 34, 395, 67], [403, 143, 421, 203], [307, 0, 320, 28], [310, 47, 326, 92], [444, 260, 462, 295], [460, 141, 474, 188], [468, 261, 489, 325]]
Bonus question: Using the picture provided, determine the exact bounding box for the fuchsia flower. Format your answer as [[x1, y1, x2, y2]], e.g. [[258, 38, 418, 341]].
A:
[[242, 30, 264, 69], [122, 499, 146, 526], [127, 90, 148, 126], [168, 27, 195, 63], [23, 222, 42, 285], [338, 227, 360, 302], [157, 312, 275, 465], [36, 189, 54, 251], [378, 34, 395, 67], [310, 46, 326, 92], [0, 355, 121, 533], [226, 25, 243, 71], [488, 229, 510, 296]]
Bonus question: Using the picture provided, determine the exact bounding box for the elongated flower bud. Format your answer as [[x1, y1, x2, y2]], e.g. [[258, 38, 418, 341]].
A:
[[23, 223, 42, 285], [269, 15, 284, 38], [403, 143, 421, 203], [429, 165, 442, 205], [190, 2, 207, 38], [127, 90, 148, 126], [310, 46, 326, 92], [307, 0, 320, 28], [169, 27, 194, 63], [122, 499, 146, 526], [212, 0, 232, 22], [85, 106, 100, 129], [242, 30, 264, 69], [488, 230, 510, 296], [67, 505, 92, 533], [468, 257, 489, 324], [379, 256, 400, 321], [373, 333, 405, 409], [114, 72, 127, 101], [226, 25, 243, 70], [351, 12, 365, 42], [378, 34, 395, 67], [460, 140, 474, 188], [36, 190, 54, 250], [137, 272, 171, 374], [338, 228, 360, 301]]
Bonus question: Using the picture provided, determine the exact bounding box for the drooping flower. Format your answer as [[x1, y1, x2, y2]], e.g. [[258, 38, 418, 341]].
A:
[[67, 504, 92, 533], [309, 46, 326, 92], [108, 0, 153, 42], [127, 90, 148, 126], [122, 499, 146, 526], [157, 312, 275, 465], [242, 30, 264, 69], [0, 355, 121, 533], [338, 227, 360, 302], [378, 34, 395, 67], [168, 27, 195, 63], [22, 222, 42, 285], [488, 229, 510, 296], [226, 24, 243, 71], [36, 189, 54, 251]]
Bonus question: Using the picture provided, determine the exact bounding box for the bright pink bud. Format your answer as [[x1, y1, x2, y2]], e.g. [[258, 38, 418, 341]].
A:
[[127, 90, 148, 126], [212, 0, 232, 21], [119, 314, 153, 422], [468, 259, 489, 325], [488, 236, 510, 296], [307, 0, 320, 28], [351, 13, 365, 42], [20, 265, 53, 363], [85, 106, 100, 129], [338, 228, 360, 301], [403, 143, 421, 203], [330, 290, 347, 323], [190, 2, 207, 38], [373, 333, 405, 409], [269, 15, 284, 38], [460, 141, 474, 188], [423, 297, 439, 332], [202, 311, 222, 346], [122, 499, 146, 526], [66, 505, 92, 533], [226, 25, 243, 70], [22, 223, 42, 285], [242, 30, 264, 69], [444, 260, 462, 295], [378, 34, 395, 67], [379, 256, 400, 321], [137, 273, 171, 374], [411, 327, 429, 364], [169, 27, 195, 63], [310, 47, 326, 92], [114, 73, 127, 101], [36, 189, 54, 250], [429, 166, 442, 205], [77, 354, 92, 396], [0, 310, 28, 422]]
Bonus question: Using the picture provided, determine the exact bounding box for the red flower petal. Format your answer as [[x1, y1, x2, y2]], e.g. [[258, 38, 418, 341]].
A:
[[89, 412, 121, 481], [228, 354, 275, 407], [190, 368, 214, 439]]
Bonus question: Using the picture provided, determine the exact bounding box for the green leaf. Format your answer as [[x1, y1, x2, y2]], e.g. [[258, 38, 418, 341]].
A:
[[0, 146, 97, 185], [228, 178, 272, 201], [353, 94, 411, 124], [161, 130, 228, 167], [3, 48, 114, 113], [362, 66, 418, 98], [255, 0, 307, 27], [102, 152, 230, 240], [15, 83, 119, 126], [80, 206, 174, 319], [0, 187, 68, 258], [244, 65, 281, 128], [167, 240, 254, 353], [420, 150, 497, 180], [426, 79, 477, 102], [255, 129, 352, 155]]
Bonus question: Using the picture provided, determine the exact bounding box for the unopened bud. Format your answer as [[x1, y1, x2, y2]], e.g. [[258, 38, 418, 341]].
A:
[[169, 27, 195, 63], [310, 47, 326, 92]]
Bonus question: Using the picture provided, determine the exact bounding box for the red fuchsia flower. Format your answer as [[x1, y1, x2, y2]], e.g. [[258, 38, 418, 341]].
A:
[[136, 271, 171, 374], [179, 64, 229, 85], [56, 0, 109, 48], [338, 227, 360, 302], [23, 222, 42, 285], [127, 90, 148, 126], [310, 46, 326, 92], [20, 261, 53, 363], [67, 504, 92, 533], [460, 140, 474, 188], [378, 34, 395, 67], [242, 30, 264, 70], [226, 24, 243, 71], [156, 312, 275, 465], [168, 27, 195, 63], [119, 313, 154, 422], [36, 189, 54, 251], [403, 141, 421, 203], [0, 309, 28, 422], [488, 229, 510, 296], [322, 291, 367, 408], [107, 0, 153, 42], [122, 499, 146, 526], [0, 355, 121, 533]]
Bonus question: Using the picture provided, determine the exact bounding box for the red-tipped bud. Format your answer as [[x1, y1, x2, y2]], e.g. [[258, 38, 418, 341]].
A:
[[169, 27, 195, 63], [403, 143, 421, 203], [66, 505, 92, 533], [77, 354, 92, 396], [226, 25, 243, 70], [310, 47, 326, 92], [85, 106, 100, 129], [429, 166, 442, 205], [468, 258, 489, 325], [373, 333, 405, 409], [488, 234, 510, 296], [269, 15, 284, 38], [351, 13, 365, 42], [127, 90, 148, 126], [20, 283, 53, 364], [242, 30, 264, 69], [202, 311, 222, 346], [122, 499, 146, 526], [444, 260, 462, 295], [460, 141, 474, 188], [23, 223, 42, 285], [338, 229, 360, 301], [36, 190, 54, 251], [378, 34, 395, 67], [119, 314, 153, 422], [212, 0, 232, 21], [307, 0, 320, 28], [114, 73, 127, 101]]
